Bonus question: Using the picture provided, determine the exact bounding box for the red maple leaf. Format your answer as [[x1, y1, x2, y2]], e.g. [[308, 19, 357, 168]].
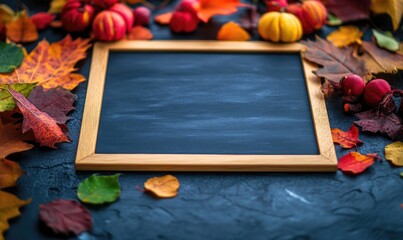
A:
[[338, 152, 377, 174], [332, 124, 363, 148]]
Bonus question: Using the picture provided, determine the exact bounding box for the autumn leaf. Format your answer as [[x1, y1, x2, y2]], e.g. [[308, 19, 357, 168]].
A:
[[355, 109, 403, 140], [197, 0, 246, 23], [325, 0, 370, 22], [39, 200, 92, 235], [338, 152, 377, 174], [28, 86, 76, 125], [154, 12, 173, 25], [0, 83, 36, 112], [48, 0, 66, 14], [332, 124, 362, 149], [326, 26, 363, 47], [385, 141, 403, 166], [301, 36, 369, 83], [0, 159, 23, 189], [0, 190, 31, 239], [371, 0, 402, 31], [0, 42, 24, 73], [0, 35, 91, 90], [144, 175, 180, 198], [0, 4, 15, 24], [372, 29, 399, 52], [77, 174, 121, 204], [9, 88, 69, 148], [30, 12, 55, 30], [359, 41, 403, 74], [217, 21, 250, 41], [125, 0, 145, 4], [0, 121, 33, 159], [5, 13, 38, 43], [127, 26, 153, 40], [327, 14, 342, 26]]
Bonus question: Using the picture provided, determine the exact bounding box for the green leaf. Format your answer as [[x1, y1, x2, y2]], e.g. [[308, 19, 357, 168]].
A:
[[0, 83, 36, 112], [372, 29, 399, 52], [77, 174, 121, 204], [327, 14, 342, 26], [0, 42, 24, 73], [400, 172, 403, 178]]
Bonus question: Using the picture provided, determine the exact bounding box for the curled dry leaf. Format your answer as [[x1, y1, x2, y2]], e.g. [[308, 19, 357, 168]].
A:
[[154, 12, 173, 25], [0, 35, 91, 90], [301, 36, 369, 83], [9, 89, 69, 148], [0, 159, 24, 189], [5, 13, 38, 43], [338, 152, 377, 174], [331, 124, 362, 149], [39, 200, 92, 235], [384, 141, 403, 166], [217, 21, 250, 41], [144, 175, 180, 198], [0, 121, 33, 159], [0, 190, 31, 238], [326, 26, 362, 47], [77, 174, 121, 204], [127, 26, 153, 40], [370, 0, 402, 31]]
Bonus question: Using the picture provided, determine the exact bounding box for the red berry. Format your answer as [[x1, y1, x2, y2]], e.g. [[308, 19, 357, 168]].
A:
[[133, 7, 151, 26], [364, 79, 392, 108], [342, 74, 365, 96]]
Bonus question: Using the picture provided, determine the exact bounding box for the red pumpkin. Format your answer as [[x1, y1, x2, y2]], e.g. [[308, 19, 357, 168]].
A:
[[286, 0, 327, 34], [61, 0, 95, 32]]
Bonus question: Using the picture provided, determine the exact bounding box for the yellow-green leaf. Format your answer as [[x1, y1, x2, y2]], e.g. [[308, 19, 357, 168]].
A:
[[385, 141, 403, 166], [77, 174, 121, 204], [372, 29, 399, 52], [0, 83, 36, 112]]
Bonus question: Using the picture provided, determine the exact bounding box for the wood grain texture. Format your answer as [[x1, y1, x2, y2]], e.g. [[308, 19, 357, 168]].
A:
[[76, 41, 336, 172]]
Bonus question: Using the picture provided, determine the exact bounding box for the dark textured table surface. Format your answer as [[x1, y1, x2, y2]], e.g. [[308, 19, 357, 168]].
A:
[[4, 1, 403, 239]]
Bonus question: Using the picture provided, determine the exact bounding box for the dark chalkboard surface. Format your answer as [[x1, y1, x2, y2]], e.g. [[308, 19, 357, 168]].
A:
[[95, 52, 318, 155]]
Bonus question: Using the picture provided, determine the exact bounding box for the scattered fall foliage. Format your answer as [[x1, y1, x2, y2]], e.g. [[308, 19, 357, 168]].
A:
[[39, 200, 92, 235], [196, 0, 246, 23], [332, 125, 362, 149], [338, 152, 377, 174], [144, 175, 180, 198], [5, 13, 38, 43], [0, 159, 24, 189], [154, 12, 173, 25], [0, 121, 33, 159], [359, 41, 403, 74], [326, 26, 362, 47], [325, 0, 370, 23], [77, 174, 121, 204], [127, 26, 154, 40], [30, 12, 55, 30]]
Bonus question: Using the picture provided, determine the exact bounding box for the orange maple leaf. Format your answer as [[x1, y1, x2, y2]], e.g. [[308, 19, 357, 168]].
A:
[[127, 26, 153, 40], [331, 124, 362, 148], [217, 21, 250, 41], [0, 121, 33, 159], [197, 0, 246, 23], [338, 152, 377, 174], [0, 35, 91, 90], [5, 13, 38, 43]]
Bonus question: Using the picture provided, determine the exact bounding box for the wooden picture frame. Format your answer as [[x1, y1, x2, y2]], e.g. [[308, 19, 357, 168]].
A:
[[75, 41, 337, 172]]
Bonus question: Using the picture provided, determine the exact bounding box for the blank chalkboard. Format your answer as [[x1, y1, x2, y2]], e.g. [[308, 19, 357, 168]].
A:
[[76, 41, 336, 172]]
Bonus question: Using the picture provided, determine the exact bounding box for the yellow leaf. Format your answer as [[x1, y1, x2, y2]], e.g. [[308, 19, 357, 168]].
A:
[[371, 0, 402, 31], [217, 21, 250, 41], [144, 175, 180, 198], [0, 35, 91, 90], [48, 0, 66, 14], [0, 4, 15, 23], [0, 190, 31, 239], [0, 159, 24, 189], [326, 26, 363, 47], [385, 141, 403, 166]]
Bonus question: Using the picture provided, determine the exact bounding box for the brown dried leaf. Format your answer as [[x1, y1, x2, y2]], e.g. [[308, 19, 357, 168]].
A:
[[358, 41, 403, 74], [0, 159, 24, 189]]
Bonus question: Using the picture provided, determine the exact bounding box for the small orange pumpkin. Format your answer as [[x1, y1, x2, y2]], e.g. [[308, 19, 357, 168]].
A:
[[286, 0, 327, 34], [258, 12, 303, 43]]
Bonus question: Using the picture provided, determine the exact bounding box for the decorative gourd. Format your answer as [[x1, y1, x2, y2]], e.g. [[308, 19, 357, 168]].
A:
[[258, 12, 302, 43], [286, 0, 327, 34], [92, 11, 126, 41], [61, 0, 95, 32]]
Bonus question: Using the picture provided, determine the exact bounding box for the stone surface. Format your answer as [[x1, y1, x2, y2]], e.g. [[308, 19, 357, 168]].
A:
[[4, 1, 403, 239]]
